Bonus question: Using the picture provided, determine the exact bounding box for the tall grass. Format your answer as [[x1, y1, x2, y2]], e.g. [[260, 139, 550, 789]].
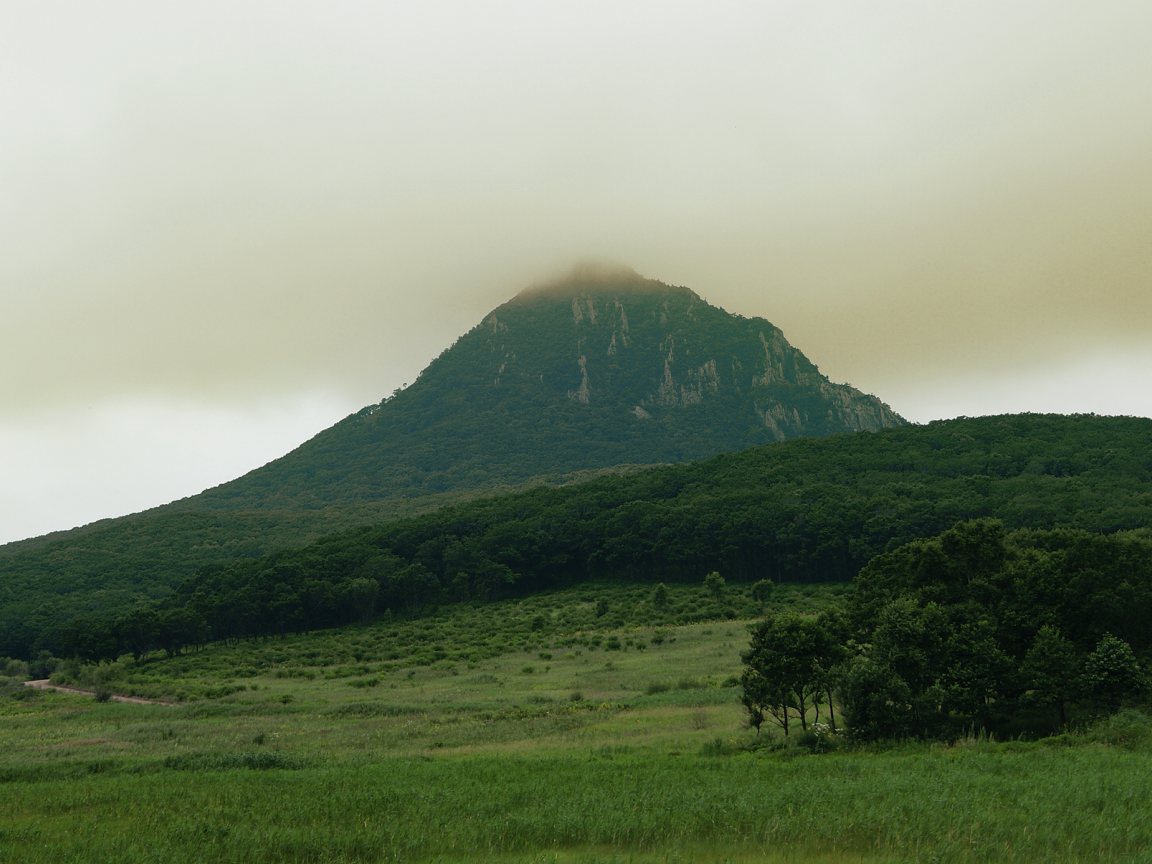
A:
[[2, 747, 1150, 863]]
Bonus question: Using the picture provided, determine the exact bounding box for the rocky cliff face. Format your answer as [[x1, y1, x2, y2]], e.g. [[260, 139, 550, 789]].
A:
[[454, 265, 901, 441], [181, 265, 905, 510]]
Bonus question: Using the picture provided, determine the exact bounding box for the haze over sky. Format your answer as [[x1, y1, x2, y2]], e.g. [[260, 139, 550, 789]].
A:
[[3, 1, 1151, 544]]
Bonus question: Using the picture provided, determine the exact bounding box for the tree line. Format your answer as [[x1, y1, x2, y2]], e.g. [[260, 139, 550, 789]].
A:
[[14, 413, 1152, 659]]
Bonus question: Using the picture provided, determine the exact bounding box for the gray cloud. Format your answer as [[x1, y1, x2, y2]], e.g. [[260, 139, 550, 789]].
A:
[[2, 1, 1151, 539]]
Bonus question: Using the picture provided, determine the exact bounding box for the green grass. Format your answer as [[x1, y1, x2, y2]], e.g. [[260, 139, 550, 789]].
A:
[[3, 584, 1151, 863], [45, 582, 838, 703], [3, 744, 1150, 863]]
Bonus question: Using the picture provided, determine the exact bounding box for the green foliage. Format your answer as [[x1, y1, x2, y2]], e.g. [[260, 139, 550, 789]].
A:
[[1021, 625, 1079, 726], [1082, 633, 1145, 715], [7, 413, 1152, 659], [704, 571, 725, 599], [840, 520, 1152, 739], [3, 593, 1152, 863], [1086, 708, 1152, 749], [751, 578, 774, 604], [741, 611, 845, 735]]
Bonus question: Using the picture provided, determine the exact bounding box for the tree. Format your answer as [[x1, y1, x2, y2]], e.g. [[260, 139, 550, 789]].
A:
[[742, 613, 839, 734], [704, 571, 725, 600], [1020, 625, 1079, 729], [839, 656, 915, 741], [1081, 633, 1144, 715], [651, 583, 669, 608], [939, 622, 1013, 724], [751, 579, 774, 607], [387, 564, 440, 619], [118, 606, 160, 661], [867, 596, 949, 734], [740, 666, 790, 735], [60, 616, 118, 664], [342, 578, 379, 625]]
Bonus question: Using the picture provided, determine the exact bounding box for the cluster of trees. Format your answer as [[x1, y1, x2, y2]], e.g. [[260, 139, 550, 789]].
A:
[[741, 520, 1150, 740], [59, 607, 211, 664], [9, 414, 1152, 659]]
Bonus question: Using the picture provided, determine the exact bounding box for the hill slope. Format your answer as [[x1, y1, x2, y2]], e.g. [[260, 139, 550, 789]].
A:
[[170, 265, 903, 511], [8, 414, 1152, 658], [1, 265, 906, 655]]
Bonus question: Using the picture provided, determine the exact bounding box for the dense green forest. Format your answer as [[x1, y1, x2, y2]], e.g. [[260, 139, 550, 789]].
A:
[[0, 465, 649, 659], [28, 413, 1152, 661], [2, 267, 908, 657]]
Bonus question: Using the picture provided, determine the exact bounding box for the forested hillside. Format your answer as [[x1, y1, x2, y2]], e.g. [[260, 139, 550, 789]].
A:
[[20, 413, 1152, 659], [167, 265, 902, 512], [2, 266, 906, 654]]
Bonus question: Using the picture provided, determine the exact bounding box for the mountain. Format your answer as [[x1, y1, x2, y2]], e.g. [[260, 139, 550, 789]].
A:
[[0, 265, 906, 656], [167, 264, 903, 512]]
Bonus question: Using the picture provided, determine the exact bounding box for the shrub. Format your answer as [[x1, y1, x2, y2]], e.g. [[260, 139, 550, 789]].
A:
[[1087, 709, 1152, 749], [704, 572, 725, 599], [700, 736, 733, 756], [1, 658, 29, 680], [751, 579, 774, 605]]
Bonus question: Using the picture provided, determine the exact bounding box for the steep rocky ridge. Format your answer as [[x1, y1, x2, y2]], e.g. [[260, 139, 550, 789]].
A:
[[171, 265, 903, 511]]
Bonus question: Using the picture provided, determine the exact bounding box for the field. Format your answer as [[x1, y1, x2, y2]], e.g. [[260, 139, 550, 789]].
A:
[[2, 583, 1151, 863]]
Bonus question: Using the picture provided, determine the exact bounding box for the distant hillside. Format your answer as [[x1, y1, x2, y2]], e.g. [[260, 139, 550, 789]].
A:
[[165, 264, 903, 512], [7, 414, 1152, 658]]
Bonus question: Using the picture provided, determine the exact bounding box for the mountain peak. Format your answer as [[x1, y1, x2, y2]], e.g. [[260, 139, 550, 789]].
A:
[[514, 262, 666, 301], [178, 269, 904, 512]]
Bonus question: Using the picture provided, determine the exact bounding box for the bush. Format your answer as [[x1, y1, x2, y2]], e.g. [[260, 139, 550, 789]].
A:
[[795, 723, 842, 753], [700, 736, 734, 756], [94, 688, 113, 703], [1087, 709, 1152, 749], [1, 658, 29, 680], [704, 572, 725, 599]]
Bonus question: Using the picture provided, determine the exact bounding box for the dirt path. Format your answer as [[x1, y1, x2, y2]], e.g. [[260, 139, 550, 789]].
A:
[[23, 679, 175, 706]]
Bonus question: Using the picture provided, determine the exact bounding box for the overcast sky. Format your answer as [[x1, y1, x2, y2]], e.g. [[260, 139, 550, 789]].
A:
[[3, 1, 1151, 544]]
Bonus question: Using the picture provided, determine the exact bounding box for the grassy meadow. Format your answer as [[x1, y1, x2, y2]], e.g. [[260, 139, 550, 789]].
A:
[[2, 582, 1151, 863]]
